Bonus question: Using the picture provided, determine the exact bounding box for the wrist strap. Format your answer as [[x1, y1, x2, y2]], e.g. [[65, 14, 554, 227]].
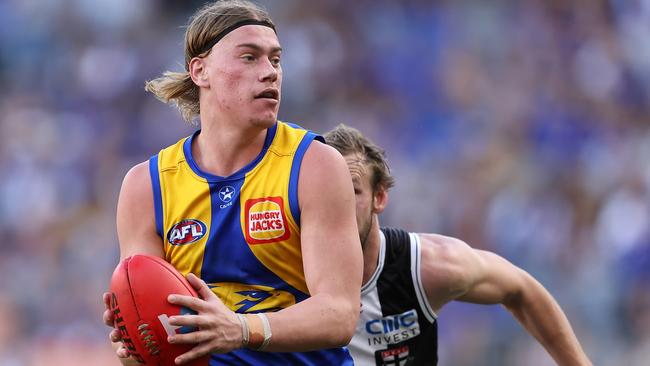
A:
[[256, 313, 272, 351], [236, 314, 249, 348], [244, 313, 272, 351]]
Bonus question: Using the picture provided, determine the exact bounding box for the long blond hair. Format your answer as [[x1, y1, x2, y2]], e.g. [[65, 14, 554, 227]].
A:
[[145, 0, 275, 123]]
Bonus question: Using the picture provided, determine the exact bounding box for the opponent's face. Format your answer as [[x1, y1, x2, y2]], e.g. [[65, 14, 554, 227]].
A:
[[194, 25, 282, 128], [345, 153, 377, 249]]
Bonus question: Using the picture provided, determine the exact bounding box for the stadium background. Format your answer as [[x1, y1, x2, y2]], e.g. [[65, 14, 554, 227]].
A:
[[1, 0, 649, 365]]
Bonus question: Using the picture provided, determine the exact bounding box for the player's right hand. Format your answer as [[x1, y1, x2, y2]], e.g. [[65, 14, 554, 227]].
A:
[[103, 292, 133, 361], [166, 273, 243, 364]]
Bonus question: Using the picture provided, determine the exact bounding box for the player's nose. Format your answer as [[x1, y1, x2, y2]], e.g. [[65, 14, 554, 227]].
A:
[[259, 58, 278, 83]]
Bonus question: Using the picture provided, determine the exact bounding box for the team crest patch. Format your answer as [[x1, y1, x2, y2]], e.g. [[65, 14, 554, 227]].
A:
[[245, 196, 290, 244], [167, 219, 207, 246], [376, 345, 411, 366]]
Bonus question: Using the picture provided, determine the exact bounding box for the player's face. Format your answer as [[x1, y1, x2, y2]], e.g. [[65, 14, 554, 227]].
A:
[[202, 25, 282, 128], [345, 153, 375, 249]]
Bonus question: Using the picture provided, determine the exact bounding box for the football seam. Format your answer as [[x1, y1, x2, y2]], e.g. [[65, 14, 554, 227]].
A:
[[143, 255, 198, 297], [125, 256, 143, 321]]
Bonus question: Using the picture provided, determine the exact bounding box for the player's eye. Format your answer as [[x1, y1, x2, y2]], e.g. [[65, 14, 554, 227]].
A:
[[241, 54, 255, 62], [270, 56, 281, 67]]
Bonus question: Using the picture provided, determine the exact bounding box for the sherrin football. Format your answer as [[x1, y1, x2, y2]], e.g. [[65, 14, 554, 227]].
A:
[[109, 254, 210, 365]]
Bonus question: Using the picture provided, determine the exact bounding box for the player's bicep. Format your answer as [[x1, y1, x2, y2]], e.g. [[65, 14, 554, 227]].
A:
[[116, 161, 164, 260], [298, 142, 362, 298], [420, 235, 525, 310], [456, 249, 527, 305]]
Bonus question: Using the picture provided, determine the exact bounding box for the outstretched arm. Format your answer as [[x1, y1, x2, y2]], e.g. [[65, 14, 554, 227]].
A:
[[420, 234, 591, 366]]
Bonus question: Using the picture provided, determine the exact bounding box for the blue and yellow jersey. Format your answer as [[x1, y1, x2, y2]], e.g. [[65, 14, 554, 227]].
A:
[[148, 121, 353, 365]]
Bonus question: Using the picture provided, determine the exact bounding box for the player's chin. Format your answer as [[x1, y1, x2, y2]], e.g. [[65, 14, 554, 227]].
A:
[[251, 111, 279, 128]]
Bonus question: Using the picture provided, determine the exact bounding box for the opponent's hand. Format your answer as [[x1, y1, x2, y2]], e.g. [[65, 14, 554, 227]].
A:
[[167, 273, 243, 364], [102, 292, 132, 361]]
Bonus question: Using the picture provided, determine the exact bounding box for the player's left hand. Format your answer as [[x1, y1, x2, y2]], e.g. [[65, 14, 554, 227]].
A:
[[102, 292, 136, 363], [167, 273, 244, 364]]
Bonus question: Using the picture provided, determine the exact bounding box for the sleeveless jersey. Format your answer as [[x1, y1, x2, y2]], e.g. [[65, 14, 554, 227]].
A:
[[349, 227, 438, 366], [149, 121, 353, 365]]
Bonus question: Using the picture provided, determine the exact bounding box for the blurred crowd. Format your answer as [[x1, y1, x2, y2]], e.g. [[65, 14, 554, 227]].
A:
[[1, 0, 649, 365]]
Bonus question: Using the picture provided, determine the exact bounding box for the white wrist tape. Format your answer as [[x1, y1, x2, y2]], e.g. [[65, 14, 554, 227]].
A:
[[236, 314, 249, 348], [256, 313, 272, 351]]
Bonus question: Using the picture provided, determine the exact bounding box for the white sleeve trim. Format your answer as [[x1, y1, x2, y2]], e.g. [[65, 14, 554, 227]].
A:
[[410, 233, 437, 323]]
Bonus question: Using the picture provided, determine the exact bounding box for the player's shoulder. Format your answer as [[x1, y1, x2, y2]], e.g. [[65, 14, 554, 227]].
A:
[[417, 233, 474, 263], [304, 137, 344, 161], [123, 160, 151, 184], [301, 138, 348, 178], [298, 137, 352, 208], [119, 160, 154, 200], [416, 233, 483, 309], [116, 160, 159, 254]]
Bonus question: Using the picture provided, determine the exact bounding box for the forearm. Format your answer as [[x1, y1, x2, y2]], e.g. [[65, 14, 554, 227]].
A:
[[504, 274, 591, 366], [260, 292, 357, 352]]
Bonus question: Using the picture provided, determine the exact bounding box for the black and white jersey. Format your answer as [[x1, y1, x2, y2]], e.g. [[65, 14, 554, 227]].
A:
[[348, 227, 438, 366]]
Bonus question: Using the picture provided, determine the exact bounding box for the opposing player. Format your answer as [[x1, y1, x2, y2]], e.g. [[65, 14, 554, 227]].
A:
[[325, 124, 592, 366], [102, 1, 362, 365]]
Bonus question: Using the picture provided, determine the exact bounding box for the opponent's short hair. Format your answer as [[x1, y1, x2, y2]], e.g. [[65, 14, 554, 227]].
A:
[[145, 0, 275, 123], [325, 124, 395, 191]]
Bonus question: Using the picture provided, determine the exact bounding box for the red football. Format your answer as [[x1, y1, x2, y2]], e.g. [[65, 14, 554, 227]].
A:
[[109, 254, 210, 365]]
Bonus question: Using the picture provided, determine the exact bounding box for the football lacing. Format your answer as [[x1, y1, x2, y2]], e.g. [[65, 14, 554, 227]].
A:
[[138, 323, 161, 355]]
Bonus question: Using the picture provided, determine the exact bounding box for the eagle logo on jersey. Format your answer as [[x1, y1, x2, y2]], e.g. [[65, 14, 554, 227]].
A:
[[208, 282, 296, 313], [244, 196, 290, 244], [167, 219, 207, 246]]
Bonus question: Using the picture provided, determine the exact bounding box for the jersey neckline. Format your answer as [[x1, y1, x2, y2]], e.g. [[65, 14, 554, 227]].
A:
[[361, 230, 386, 294], [182, 122, 278, 182]]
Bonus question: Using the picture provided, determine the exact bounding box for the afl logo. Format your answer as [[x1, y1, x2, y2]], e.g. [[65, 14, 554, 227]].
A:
[[167, 219, 207, 246]]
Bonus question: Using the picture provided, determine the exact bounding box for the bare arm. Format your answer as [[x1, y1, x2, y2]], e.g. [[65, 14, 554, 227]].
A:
[[261, 141, 363, 351], [115, 161, 165, 259], [420, 234, 591, 366], [104, 161, 164, 364]]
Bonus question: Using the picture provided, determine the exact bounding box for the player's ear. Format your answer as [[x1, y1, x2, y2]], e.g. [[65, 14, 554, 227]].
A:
[[372, 186, 388, 214], [189, 57, 209, 87]]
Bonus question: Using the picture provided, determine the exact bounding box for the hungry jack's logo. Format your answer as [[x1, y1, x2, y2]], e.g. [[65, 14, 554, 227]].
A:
[[245, 196, 290, 244]]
